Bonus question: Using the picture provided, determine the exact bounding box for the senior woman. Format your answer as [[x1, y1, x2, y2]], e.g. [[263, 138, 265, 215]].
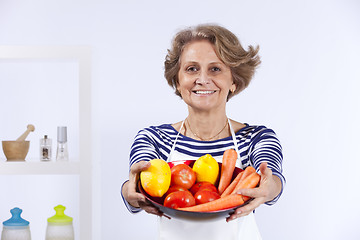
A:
[[122, 24, 285, 240]]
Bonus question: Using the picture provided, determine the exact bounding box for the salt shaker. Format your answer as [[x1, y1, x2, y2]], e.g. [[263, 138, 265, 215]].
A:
[[45, 205, 74, 240], [56, 126, 69, 161], [1, 207, 31, 240]]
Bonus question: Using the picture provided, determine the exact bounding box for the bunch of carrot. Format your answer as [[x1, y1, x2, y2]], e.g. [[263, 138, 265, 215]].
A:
[[179, 149, 260, 212]]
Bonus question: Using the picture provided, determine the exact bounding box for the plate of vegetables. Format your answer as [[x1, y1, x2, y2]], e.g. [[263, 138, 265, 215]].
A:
[[138, 149, 260, 221]]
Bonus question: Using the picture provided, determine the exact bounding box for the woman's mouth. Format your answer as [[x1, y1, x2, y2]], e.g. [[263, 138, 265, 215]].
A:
[[193, 90, 216, 95]]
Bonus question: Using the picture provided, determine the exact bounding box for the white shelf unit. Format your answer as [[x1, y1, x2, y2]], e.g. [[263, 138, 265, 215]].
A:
[[0, 46, 92, 240], [0, 162, 81, 175]]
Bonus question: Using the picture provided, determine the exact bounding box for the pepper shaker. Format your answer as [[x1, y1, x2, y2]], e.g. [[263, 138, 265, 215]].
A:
[[40, 135, 52, 161]]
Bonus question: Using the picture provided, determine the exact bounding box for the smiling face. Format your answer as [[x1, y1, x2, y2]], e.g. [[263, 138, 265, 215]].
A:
[[177, 40, 235, 113]]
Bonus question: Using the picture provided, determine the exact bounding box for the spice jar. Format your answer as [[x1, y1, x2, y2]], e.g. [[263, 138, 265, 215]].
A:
[[40, 135, 52, 161]]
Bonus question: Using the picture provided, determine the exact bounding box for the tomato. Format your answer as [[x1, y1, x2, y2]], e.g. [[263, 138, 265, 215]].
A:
[[163, 190, 196, 209], [194, 189, 220, 205], [165, 185, 187, 197], [189, 181, 218, 195], [171, 164, 196, 189]]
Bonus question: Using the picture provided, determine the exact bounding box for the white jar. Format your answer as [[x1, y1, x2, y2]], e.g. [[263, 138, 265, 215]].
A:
[[45, 205, 74, 240], [1, 226, 31, 240], [46, 223, 74, 240], [1, 208, 31, 240]]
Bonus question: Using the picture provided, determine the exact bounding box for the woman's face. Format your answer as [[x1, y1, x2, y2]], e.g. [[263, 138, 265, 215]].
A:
[[177, 40, 235, 113]]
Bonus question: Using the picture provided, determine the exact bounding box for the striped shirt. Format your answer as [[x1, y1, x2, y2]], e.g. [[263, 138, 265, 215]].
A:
[[123, 123, 285, 213]]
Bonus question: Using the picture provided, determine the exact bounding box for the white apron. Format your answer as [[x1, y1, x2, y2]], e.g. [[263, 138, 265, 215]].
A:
[[158, 119, 262, 240]]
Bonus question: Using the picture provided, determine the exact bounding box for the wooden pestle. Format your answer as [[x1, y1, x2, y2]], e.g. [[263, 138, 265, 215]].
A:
[[16, 124, 35, 141]]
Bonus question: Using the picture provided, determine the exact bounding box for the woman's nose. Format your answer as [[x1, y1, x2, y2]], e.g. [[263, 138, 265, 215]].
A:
[[195, 71, 211, 85]]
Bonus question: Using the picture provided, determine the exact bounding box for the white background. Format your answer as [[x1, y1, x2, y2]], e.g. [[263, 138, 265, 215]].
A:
[[1, 0, 359, 239]]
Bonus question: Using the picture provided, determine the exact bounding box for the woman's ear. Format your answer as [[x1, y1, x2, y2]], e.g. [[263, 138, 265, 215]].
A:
[[176, 80, 182, 95], [230, 83, 236, 93]]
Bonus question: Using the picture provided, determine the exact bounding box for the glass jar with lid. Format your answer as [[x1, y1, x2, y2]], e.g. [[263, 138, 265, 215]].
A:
[[45, 205, 74, 240], [1, 207, 31, 240]]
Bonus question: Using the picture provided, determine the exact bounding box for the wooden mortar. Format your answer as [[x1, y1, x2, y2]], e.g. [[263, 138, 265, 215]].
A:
[[2, 124, 35, 161], [2, 141, 30, 161]]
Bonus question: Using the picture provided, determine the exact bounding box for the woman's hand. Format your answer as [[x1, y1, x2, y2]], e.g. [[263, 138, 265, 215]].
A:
[[122, 161, 165, 217], [226, 162, 282, 222]]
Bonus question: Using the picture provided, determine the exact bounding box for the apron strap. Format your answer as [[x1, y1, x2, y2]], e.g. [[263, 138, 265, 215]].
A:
[[167, 120, 184, 162], [228, 118, 244, 170], [228, 119, 255, 169], [228, 119, 240, 161]]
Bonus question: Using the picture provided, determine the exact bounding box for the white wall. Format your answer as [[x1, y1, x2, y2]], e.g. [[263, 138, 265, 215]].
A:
[[1, 0, 359, 239]]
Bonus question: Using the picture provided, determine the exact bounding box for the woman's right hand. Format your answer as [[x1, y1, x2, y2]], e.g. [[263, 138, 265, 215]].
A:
[[122, 161, 164, 216]]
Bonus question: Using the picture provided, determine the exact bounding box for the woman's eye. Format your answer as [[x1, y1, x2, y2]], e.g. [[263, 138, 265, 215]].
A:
[[186, 66, 198, 72], [211, 67, 221, 72]]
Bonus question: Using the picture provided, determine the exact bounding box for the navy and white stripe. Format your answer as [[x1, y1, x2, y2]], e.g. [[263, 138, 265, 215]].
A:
[[123, 123, 285, 213]]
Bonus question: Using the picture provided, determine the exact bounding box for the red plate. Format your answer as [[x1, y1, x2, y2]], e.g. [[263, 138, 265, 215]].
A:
[[138, 160, 248, 221]]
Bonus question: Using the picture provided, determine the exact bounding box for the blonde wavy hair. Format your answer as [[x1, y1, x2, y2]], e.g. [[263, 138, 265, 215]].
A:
[[164, 24, 261, 100]]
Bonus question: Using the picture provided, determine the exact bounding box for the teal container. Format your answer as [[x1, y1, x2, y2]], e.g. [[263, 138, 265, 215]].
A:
[[1, 207, 31, 240]]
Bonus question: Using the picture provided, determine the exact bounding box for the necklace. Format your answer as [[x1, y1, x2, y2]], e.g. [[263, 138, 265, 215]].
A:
[[186, 118, 229, 141]]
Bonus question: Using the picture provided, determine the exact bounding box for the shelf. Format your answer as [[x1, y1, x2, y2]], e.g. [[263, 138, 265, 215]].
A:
[[0, 46, 93, 240], [0, 161, 80, 175]]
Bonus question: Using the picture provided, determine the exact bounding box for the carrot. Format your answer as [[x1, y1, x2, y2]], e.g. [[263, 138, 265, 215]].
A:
[[178, 194, 245, 212], [218, 149, 238, 195], [220, 171, 243, 198], [230, 166, 256, 195], [233, 171, 261, 201], [179, 172, 261, 212], [242, 196, 250, 202]]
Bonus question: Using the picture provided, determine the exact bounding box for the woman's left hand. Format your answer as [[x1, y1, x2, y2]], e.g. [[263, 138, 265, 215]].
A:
[[226, 162, 282, 222]]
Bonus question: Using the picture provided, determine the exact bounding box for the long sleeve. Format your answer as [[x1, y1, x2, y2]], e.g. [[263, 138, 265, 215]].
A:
[[122, 128, 163, 213], [249, 127, 285, 205]]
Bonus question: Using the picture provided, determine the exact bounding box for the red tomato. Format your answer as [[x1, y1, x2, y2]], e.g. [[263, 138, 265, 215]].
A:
[[165, 185, 187, 197], [163, 190, 196, 209], [189, 181, 218, 195], [171, 164, 196, 189], [194, 189, 220, 205]]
